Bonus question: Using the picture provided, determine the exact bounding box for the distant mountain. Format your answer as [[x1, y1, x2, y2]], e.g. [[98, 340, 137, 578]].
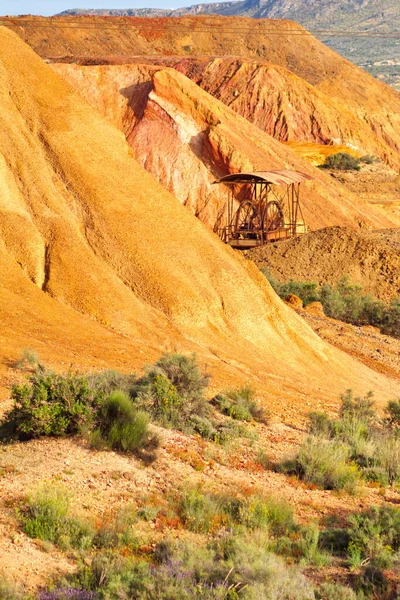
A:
[[59, 1, 400, 89]]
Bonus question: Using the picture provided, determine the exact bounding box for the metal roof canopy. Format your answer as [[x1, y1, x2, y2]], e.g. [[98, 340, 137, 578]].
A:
[[213, 170, 312, 249], [213, 170, 313, 186]]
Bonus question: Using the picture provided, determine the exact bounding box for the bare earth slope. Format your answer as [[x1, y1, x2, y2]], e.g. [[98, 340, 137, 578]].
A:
[[2, 27, 399, 407], [6, 16, 400, 170], [58, 0, 400, 88], [155, 57, 400, 167], [247, 227, 400, 302], [50, 62, 400, 230]]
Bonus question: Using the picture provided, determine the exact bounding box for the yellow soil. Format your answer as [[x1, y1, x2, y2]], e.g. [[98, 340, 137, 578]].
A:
[[0, 26, 398, 410]]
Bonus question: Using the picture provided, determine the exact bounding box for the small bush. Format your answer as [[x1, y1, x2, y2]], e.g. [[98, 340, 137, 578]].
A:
[[307, 391, 379, 472], [211, 419, 251, 445], [178, 488, 220, 533], [305, 390, 400, 489], [153, 353, 209, 402], [134, 373, 184, 428], [178, 489, 296, 539], [4, 369, 103, 440], [319, 152, 361, 171], [362, 466, 389, 487], [319, 527, 350, 555], [187, 414, 217, 439], [256, 448, 272, 469], [0, 577, 26, 600], [254, 497, 296, 536], [355, 566, 390, 597], [385, 398, 400, 427], [88, 369, 136, 397], [275, 524, 330, 566], [358, 155, 380, 164], [316, 582, 357, 600], [347, 504, 400, 569], [375, 433, 400, 485], [132, 353, 211, 430], [212, 386, 268, 423], [339, 390, 375, 425], [381, 297, 400, 338], [66, 538, 316, 600], [93, 508, 138, 550], [293, 436, 359, 493], [15, 348, 41, 370], [20, 485, 94, 551], [308, 411, 332, 437], [93, 390, 159, 459]]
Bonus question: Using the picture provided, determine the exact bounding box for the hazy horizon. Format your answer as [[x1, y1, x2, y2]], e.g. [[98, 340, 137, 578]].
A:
[[0, 0, 220, 17]]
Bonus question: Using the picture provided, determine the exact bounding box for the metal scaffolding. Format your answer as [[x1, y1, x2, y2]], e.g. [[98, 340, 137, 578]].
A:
[[213, 170, 312, 249]]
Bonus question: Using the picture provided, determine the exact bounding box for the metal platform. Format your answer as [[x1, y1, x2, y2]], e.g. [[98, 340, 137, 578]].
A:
[[213, 170, 311, 248]]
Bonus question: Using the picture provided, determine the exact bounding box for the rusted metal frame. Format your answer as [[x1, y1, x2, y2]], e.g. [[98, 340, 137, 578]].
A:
[[217, 176, 305, 247], [295, 183, 306, 233], [287, 184, 292, 232], [292, 183, 297, 237]]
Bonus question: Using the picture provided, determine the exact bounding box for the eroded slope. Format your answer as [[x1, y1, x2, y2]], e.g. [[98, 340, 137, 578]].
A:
[[0, 27, 398, 406], [6, 16, 400, 163], [51, 62, 400, 230], [152, 57, 400, 168]]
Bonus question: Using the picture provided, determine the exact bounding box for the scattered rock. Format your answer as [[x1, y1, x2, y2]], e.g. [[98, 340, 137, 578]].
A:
[[285, 294, 303, 309], [304, 302, 325, 317]]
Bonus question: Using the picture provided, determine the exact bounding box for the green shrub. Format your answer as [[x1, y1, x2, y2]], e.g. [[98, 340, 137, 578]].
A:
[[0, 577, 26, 600], [15, 348, 41, 370], [221, 495, 271, 531], [380, 297, 400, 338], [255, 448, 272, 469], [319, 527, 350, 555], [294, 436, 359, 493], [92, 391, 159, 459], [274, 524, 330, 567], [21, 485, 93, 551], [347, 505, 400, 569], [262, 271, 400, 340], [385, 398, 400, 427], [308, 411, 332, 437], [253, 497, 296, 536], [134, 373, 184, 428], [262, 270, 319, 306], [362, 466, 389, 487], [4, 369, 103, 440], [355, 566, 390, 597], [339, 390, 375, 425], [93, 508, 138, 550], [296, 525, 331, 566], [319, 152, 360, 171], [132, 353, 211, 430], [87, 370, 136, 397], [67, 538, 316, 600], [211, 419, 251, 445], [316, 582, 357, 600], [307, 391, 378, 474], [212, 386, 268, 423], [187, 414, 217, 439], [153, 353, 209, 403], [358, 155, 379, 165], [306, 391, 400, 488], [178, 489, 297, 539], [178, 488, 220, 533], [375, 433, 400, 485]]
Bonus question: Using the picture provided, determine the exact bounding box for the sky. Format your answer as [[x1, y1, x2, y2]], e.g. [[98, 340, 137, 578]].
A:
[[0, 0, 206, 15]]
